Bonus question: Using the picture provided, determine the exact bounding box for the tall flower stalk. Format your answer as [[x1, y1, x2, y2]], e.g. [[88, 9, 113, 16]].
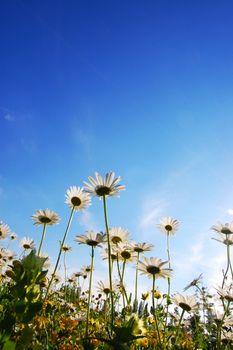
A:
[[75, 230, 106, 336], [157, 217, 179, 326], [38, 224, 47, 256], [131, 242, 153, 303], [103, 195, 114, 327], [45, 208, 75, 298], [211, 223, 233, 287], [45, 187, 91, 299], [84, 171, 125, 330], [86, 246, 94, 337]]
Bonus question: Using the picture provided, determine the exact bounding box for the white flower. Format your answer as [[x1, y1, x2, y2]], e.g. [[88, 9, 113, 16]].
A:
[[138, 257, 172, 279], [0, 222, 11, 240], [20, 237, 35, 250], [130, 241, 154, 253], [183, 274, 203, 291], [96, 280, 118, 295], [157, 217, 180, 235], [211, 222, 233, 235], [212, 232, 233, 246], [10, 232, 17, 240], [216, 285, 233, 302], [84, 171, 125, 197], [115, 243, 137, 262], [172, 293, 199, 312], [61, 245, 72, 253], [65, 186, 91, 211], [75, 230, 106, 247], [32, 209, 60, 225], [109, 227, 129, 244]]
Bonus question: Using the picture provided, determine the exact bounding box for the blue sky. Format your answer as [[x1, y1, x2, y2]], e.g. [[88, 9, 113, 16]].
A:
[[1, 0, 233, 294]]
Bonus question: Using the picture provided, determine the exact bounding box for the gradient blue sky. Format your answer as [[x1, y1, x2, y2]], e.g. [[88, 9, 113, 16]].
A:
[[1, 0, 233, 294]]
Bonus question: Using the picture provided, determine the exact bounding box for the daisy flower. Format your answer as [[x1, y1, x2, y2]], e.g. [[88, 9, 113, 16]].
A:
[[61, 244, 72, 253], [10, 232, 17, 241], [32, 209, 60, 226], [172, 293, 199, 312], [101, 247, 118, 262], [109, 227, 129, 244], [211, 222, 233, 235], [20, 237, 35, 250], [0, 222, 11, 240], [216, 285, 233, 302], [65, 186, 91, 211], [115, 243, 137, 262], [96, 280, 118, 295], [75, 230, 106, 247], [138, 257, 172, 279], [212, 232, 233, 246], [183, 274, 203, 291], [81, 265, 92, 274], [130, 241, 154, 253], [157, 217, 180, 235], [84, 171, 125, 197]]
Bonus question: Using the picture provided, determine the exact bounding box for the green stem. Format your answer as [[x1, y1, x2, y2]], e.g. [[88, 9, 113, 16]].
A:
[[122, 260, 129, 305], [103, 195, 114, 330], [165, 232, 171, 327], [222, 243, 232, 287], [152, 274, 162, 347], [64, 252, 67, 301], [135, 252, 139, 303], [38, 224, 47, 256], [45, 207, 75, 299], [116, 255, 125, 308], [86, 246, 95, 337], [174, 309, 185, 346]]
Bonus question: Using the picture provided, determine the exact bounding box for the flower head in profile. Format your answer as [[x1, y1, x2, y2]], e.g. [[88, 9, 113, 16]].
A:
[[211, 222, 233, 235], [130, 242, 154, 254], [32, 209, 60, 226], [84, 171, 125, 198], [61, 245, 72, 253], [172, 293, 199, 312], [216, 285, 233, 302], [20, 237, 35, 250], [183, 274, 203, 291], [65, 186, 91, 211], [109, 227, 129, 245], [10, 232, 17, 241], [81, 265, 92, 274], [138, 257, 172, 279], [75, 230, 106, 247], [212, 232, 233, 246], [0, 222, 11, 240], [157, 217, 180, 235], [101, 247, 118, 262]]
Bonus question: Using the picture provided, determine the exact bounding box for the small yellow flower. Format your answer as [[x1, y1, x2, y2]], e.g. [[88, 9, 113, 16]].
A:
[[153, 291, 162, 299], [142, 292, 149, 300]]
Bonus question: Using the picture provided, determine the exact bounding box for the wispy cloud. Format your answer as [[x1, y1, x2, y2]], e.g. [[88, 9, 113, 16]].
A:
[[0, 107, 15, 122], [78, 210, 99, 231], [139, 198, 168, 230], [4, 113, 15, 122]]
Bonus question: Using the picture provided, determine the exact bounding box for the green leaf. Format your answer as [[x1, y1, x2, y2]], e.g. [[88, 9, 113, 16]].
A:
[[2, 340, 16, 350]]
